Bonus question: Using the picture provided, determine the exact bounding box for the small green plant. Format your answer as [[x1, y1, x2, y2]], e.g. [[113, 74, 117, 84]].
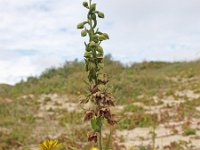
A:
[[183, 127, 196, 136], [123, 105, 144, 113], [44, 96, 52, 104], [117, 113, 158, 130], [58, 111, 82, 126], [149, 125, 157, 149], [77, 0, 116, 149]]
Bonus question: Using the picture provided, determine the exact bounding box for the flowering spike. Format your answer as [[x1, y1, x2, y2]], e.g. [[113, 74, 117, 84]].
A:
[[77, 0, 116, 149]]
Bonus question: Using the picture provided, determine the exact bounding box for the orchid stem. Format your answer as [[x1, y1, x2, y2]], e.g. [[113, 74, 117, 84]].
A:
[[98, 125, 103, 150]]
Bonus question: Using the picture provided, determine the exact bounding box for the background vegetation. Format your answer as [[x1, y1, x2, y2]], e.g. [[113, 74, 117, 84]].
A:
[[1, 55, 200, 149], [1, 55, 200, 104]]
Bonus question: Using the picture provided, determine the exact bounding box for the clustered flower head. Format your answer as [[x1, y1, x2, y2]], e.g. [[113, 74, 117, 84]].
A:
[[39, 139, 61, 150], [91, 147, 99, 150], [77, 0, 116, 145]]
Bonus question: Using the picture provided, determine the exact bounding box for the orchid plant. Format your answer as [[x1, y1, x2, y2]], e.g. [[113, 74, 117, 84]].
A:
[[77, 0, 116, 149]]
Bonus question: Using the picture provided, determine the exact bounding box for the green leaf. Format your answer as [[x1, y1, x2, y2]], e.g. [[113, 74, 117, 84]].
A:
[[91, 118, 100, 132], [85, 66, 88, 72], [91, 70, 97, 80], [85, 64, 89, 71], [96, 117, 102, 127]]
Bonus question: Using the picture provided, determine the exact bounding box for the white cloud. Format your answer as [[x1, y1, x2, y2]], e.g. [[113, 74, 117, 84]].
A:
[[99, 0, 200, 62], [0, 0, 200, 84], [0, 53, 36, 84], [0, 50, 72, 84]]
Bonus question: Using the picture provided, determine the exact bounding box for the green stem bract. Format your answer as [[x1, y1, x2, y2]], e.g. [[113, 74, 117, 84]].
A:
[[98, 125, 103, 150]]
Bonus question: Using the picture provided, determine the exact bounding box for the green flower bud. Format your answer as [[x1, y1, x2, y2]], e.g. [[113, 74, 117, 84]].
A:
[[82, 1, 88, 8], [84, 51, 92, 58], [89, 70, 96, 81], [81, 30, 87, 37], [97, 53, 103, 57], [88, 62, 96, 70], [93, 35, 99, 43], [98, 63, 104, 69], [99, 33, 109, 41], [97, 57, 103, 63], [86, 46, 91, 52], [77, 22, 86, 29], [89, 41, 96, 48], [90, 3, 96, 11], [102, 33, 109, 39], [97, 46, 103, 54], [99, 35, 106, 41], [97, 12, 104, 18]]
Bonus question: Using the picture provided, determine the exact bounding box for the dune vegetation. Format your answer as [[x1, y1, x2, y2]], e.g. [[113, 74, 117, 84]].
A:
[[1, 56, 200, 149]]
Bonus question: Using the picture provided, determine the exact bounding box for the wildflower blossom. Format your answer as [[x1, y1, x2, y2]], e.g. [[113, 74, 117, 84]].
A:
[[39, 139, 61, 150], [91, 147, 99, 150], [128, 145, 137, 149]]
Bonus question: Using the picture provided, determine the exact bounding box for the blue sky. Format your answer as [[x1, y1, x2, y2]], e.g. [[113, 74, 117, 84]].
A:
[[0, 0, 200, 84]]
